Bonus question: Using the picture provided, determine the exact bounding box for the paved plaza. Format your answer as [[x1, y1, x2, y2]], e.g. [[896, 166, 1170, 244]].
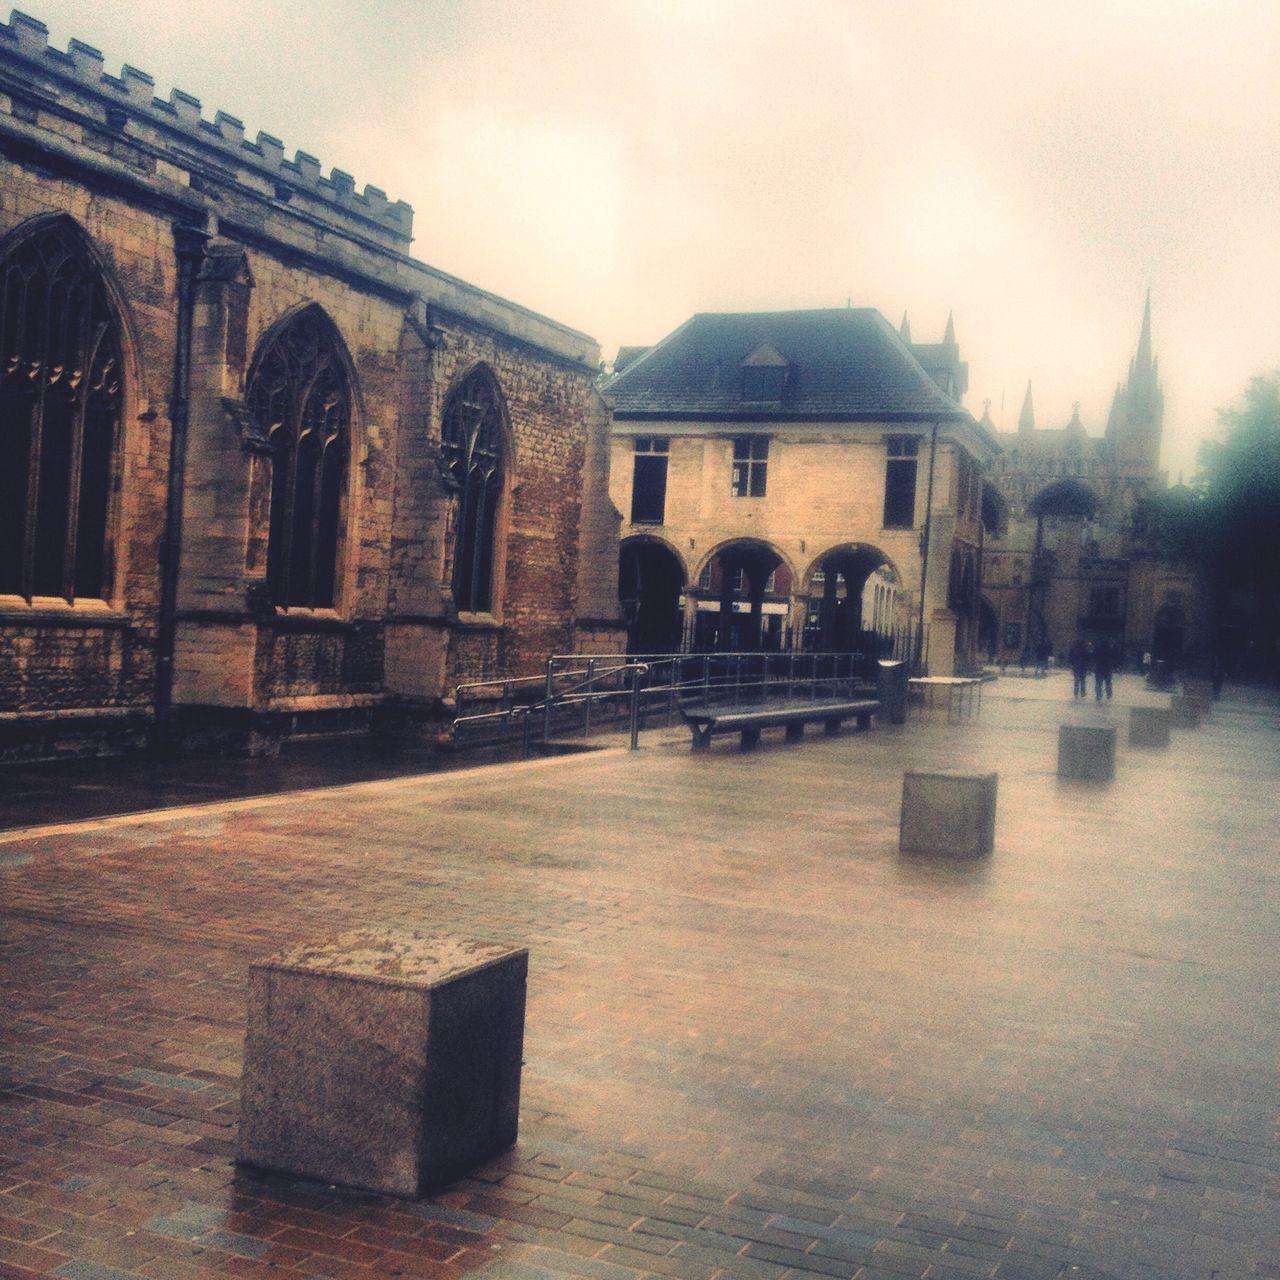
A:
[[1, 675, 1278, 1280]]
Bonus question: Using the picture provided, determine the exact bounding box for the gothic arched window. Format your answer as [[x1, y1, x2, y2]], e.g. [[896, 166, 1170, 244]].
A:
[[0, 219, 123, 602], [441, 367, 506, 613], [247, 307, 351, 609]]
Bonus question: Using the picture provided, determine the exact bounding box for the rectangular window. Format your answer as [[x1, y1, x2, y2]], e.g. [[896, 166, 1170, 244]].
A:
[[883, 436, 920, 528], [630, 437, 668, 524], [731, 436, 769, 497]]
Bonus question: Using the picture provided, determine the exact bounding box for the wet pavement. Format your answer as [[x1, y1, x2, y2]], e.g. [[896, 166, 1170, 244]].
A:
[[0, 737, 528, 834], [1, 673, 1278, 1280]]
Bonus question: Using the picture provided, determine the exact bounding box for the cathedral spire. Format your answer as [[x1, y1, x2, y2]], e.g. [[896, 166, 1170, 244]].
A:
[[1105, 382, 1123, 439], [1122, 289, 1162, 427], [1135, 287, 1153, 372], [899, 311, 911, 343], [943, 311, 955, 346], [1018, 381, 1035, 433], [1111, 291, 1163, 472]]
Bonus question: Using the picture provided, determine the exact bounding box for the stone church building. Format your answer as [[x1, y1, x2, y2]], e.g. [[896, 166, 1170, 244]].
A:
[[606, 309, 1001, 676], [0, 13, 621, 760], [979, 296, 1199, 668]]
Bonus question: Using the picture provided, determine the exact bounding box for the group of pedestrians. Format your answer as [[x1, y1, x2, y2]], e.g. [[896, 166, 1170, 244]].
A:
[[1068, 636, 1114, 700]]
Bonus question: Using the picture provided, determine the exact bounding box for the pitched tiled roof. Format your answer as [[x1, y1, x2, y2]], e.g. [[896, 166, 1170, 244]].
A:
[[612, 345, 651, 374], [607, 309, 970, 422]]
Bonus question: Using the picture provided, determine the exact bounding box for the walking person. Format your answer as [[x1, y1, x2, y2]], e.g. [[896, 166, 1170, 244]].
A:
[[1094, 638, 1114, 701], [1069, 636, 1089, 699], [1035, 637, 1052, 676]]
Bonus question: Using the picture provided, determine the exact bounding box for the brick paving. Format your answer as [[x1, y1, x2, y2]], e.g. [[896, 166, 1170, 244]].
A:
[[1, 674, 1278, 1280]]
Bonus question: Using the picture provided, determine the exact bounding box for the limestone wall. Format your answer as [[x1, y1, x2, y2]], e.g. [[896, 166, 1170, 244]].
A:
[[0, 17, 621, 758]]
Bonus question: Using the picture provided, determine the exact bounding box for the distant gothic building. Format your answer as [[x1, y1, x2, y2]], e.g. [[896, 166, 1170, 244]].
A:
[[606, 309, 1000, 676], [0, 14, 621, 760], [980, 296, 1199, 667]]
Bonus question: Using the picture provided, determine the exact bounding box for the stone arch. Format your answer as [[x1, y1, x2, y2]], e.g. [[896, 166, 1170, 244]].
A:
[[692, 536, 793, 652], [245, 302, 359, 610], [0, 213, 141, 604], [692, 536, 797, 591], [438, 361, 514, 616], [800, 542, 902, 654], [1027, 478, 1098, 520], [0, 211, 146, 392], [618, 534, 687, 655], [800, 541, 902, 597]]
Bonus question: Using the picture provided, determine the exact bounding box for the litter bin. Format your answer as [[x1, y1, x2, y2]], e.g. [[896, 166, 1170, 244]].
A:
[[877, 660, 908, 725]]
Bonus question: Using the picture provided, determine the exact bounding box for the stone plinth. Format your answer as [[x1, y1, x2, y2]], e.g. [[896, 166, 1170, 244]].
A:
[[899, 770, 997, 857], [1170, 694, 1203, 728], [1058, 724, 1116, 781], [1129, 706, 1172, 748], [238, 930, 528, 1197]]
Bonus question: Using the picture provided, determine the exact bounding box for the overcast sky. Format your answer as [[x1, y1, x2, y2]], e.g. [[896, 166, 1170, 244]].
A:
[[26, 0, 1280, 476]]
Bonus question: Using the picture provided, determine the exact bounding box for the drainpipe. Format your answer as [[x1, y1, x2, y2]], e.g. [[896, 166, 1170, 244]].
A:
[[914, 421, 940, 674], [153, 222, 209, 752]]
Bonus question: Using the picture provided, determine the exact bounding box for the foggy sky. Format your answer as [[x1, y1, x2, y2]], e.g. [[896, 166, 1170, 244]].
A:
[[24, 0, 1280, 476]]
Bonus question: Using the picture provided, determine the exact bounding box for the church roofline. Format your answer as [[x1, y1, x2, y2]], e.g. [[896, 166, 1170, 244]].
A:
[[0, 10, 413, 243]]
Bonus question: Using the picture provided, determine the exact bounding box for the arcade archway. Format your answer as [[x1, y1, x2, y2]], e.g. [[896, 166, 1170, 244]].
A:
[[802, 544, 901, 654], [618, 537, 685, 654], [692, 539, 791, 652]]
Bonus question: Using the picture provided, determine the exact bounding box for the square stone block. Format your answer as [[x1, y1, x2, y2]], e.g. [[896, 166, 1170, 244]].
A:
[[1058, 724, 1116, 781], [1129, 705, 1172, 748], [238, 930, 528, 1197], [899, 770, 997, 857], [1170, 694, 1203, 728]]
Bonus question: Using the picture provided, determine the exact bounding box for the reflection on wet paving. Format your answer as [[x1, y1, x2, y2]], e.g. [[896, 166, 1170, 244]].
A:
[[1, 674, 1277, 1279], [0, 737, 533, 832]]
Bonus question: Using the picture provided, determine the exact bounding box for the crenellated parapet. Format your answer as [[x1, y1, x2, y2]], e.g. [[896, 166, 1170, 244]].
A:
[[0, 9, 413, 247]]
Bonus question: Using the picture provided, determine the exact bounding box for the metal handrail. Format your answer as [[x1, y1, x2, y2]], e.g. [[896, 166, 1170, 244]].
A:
[[452, 661, 652, 758], [452, 651, 884, 759]]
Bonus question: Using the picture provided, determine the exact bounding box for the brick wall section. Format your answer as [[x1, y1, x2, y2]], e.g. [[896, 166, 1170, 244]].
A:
[[0, 19, 623, 757]]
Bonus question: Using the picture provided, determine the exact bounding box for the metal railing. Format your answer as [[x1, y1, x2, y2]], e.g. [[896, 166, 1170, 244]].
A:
[[452, 650, 882, 758]]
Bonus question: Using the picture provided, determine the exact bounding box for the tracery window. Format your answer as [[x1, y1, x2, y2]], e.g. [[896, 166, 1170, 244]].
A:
[[441, 367, 506, 613], [0, 220, 122, 601], [247, 307, 350, 609]]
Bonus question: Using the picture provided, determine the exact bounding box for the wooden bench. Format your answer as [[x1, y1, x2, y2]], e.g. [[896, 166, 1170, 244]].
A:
[[678, 698, 880, 753]]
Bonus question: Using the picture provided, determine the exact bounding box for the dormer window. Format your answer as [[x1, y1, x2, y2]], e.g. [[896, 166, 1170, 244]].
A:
[[741, 365, 785, 404], [739, 340, 789, 406]]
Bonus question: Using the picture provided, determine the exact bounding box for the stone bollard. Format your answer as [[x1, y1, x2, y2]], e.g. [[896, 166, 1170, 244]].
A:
[[1129, 705, 1172, 748], [1169, 694, 1203, 728], [238, 930, 528, 1197], [899, 770, 997, 857], [1058, 724, 1116, 781]]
